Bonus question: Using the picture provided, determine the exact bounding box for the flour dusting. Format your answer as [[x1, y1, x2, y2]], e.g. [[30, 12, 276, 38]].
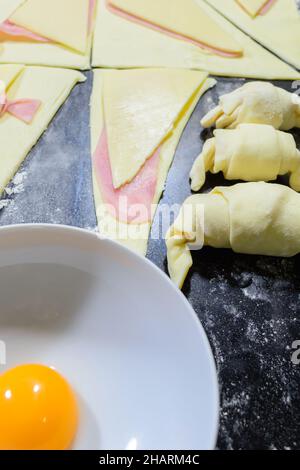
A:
[[6, 171, 27, 195], [0, 170, 28, 212]]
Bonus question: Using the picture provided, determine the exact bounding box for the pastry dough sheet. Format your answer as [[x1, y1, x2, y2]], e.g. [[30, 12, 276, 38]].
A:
[[0, 64, 85, 195], [93, 0, 300, 80], [91, 69, 215, 256]]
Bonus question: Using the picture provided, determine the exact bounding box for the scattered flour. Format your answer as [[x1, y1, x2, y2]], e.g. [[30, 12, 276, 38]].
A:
[[0, 171, 27, 211], [84, 225, 99, 233], [6, 171, 27, 195], [205, 95, 214, 106], [196, 253, 300, 450], [242, 277, 271, 302], [0, 199, 12, 210]]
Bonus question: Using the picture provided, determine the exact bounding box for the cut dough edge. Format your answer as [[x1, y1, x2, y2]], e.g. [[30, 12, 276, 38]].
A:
[[0, 63, 24, 88], [91, 69, 216, 256], [235, 0, 271, 17], [0, 0, 26, 23]]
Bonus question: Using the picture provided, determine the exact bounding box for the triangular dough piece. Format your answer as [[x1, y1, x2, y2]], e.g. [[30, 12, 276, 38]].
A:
[[0, 64, 85, 195], [91, 69, 215, 255], [93, 0, 300, 80], [206, 0, 300, 70], [10, 0, 89, 53], [235, 0, 270, 17], [109, 0, 243, 56], [103, 68, 209, 189]]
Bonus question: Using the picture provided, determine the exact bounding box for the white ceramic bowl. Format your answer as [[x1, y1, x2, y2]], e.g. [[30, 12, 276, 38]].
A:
[[0, 224, 218, 450]]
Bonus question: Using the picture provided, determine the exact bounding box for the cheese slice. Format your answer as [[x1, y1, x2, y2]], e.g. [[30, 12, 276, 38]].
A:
[[0, 64, 85, 195], [206, 0, 300, 70], [10, 0, 90, 53], [93, 0, 300, 80], [103, 68, 210, 189], [235, 0, 271, 17], [91, 69, 215, 255], [0, 0, 94, 68], [108, 0, 243, 56]]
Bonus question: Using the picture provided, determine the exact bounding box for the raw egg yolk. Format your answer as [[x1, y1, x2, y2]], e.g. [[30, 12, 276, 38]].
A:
[[0, 364, 78, 450]]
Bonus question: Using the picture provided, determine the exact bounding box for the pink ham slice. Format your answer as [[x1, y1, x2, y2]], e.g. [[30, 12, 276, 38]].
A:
[[0, 0, 95, 43], [236, 0, 277, 16], [106, 1, 240, 58], [0, 96, 41, 124], [93, 128, 160, 224], [260, 0, 277, 15], [88, 0, 97, 32], [5, 99, 41, 123], [0, 20, 50, 42]]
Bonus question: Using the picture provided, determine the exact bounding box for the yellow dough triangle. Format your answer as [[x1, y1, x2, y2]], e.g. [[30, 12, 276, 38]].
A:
[[109, 0, 243, 56], [0, 64, 85, 195], [103, 68, 209, 189], [206, 0, 300, 70], [235, 0, 270, 17], [9, 0, 90, 53]]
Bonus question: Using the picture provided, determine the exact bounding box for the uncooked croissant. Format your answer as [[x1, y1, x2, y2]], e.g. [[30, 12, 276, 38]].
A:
[[201, 81, 300, 130], [166, 182, 300, 288], [190, 124, 300, 191]]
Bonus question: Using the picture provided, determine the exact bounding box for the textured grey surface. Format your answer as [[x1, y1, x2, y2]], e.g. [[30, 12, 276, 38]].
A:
[[0, 72, 300, 450]]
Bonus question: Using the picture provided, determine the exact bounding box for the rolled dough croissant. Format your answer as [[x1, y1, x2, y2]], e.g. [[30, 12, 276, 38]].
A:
[[201, 81, 300, 130], [166, 182, 300, 288], [190, 124, 300, 191]]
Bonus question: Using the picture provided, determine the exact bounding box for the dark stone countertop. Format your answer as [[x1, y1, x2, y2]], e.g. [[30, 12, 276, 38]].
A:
[[0, 71, 299, 450]]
